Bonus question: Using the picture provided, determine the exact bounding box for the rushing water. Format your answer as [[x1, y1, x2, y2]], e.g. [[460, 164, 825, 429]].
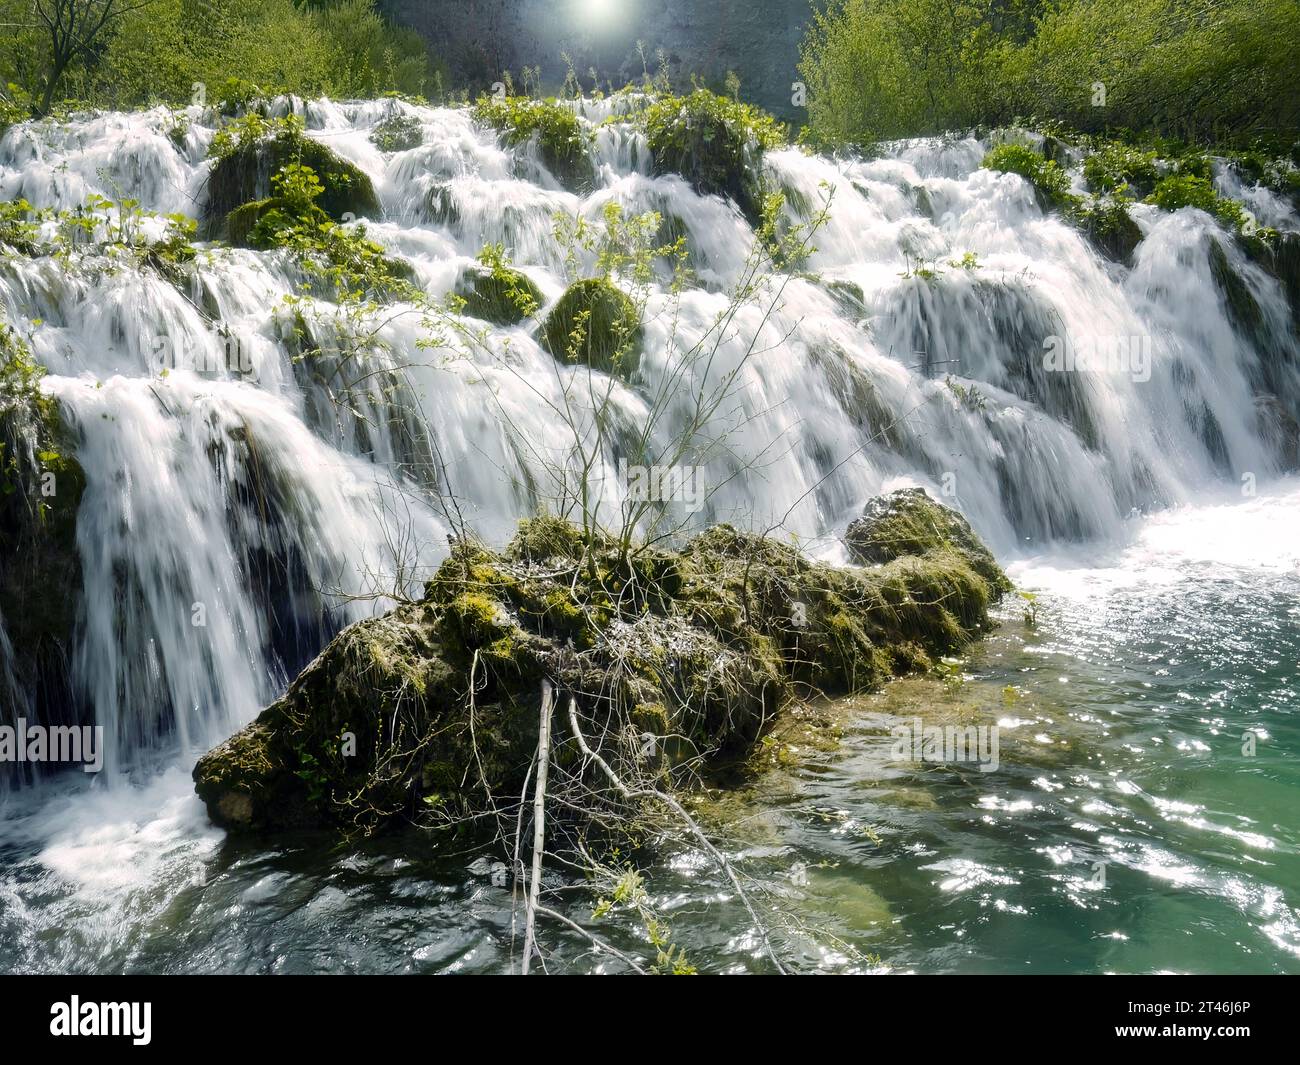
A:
[[0, 96, 1297, 973]]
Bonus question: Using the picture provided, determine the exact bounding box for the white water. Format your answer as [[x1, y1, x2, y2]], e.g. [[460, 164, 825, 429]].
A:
[[0, 97, 1297, 967]]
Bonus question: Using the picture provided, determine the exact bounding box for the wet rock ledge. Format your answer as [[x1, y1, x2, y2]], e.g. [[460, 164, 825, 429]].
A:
[[194, 489, 1010, 836]]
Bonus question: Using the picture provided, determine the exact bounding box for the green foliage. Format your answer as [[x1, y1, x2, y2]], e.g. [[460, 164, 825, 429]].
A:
[[1083, 143, 1159, 195], [370, 112, 423, 153], [0, 193, 196, 278], [982, 143, 1076, 210], [452, 244, 541, 325], [0, 198, 39, 255], [0, 320, 44, 411], [206, 113, 379, 228], [473, 95, 595, 192], [1074, 196, 1144, 263], [1148, 173, 1249, 230], [800, 0, 1300, 149], [0, 0, 436, 114], [228, 162, 412, 302], [541, 277, 642, 376], [643, 88, 786, 223]]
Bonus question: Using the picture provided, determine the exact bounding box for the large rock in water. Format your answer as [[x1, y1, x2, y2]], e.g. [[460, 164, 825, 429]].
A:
[[205, 130, 380, 238], [844, 488, 1009, 593], [194, 512, 1009, 836], [0, 336, 86, 730]]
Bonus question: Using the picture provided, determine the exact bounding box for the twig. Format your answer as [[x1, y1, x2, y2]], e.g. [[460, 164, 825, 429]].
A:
[[564, 695, 789, 975], [534, 906, 649, 975], [521, 679, 555, 975]]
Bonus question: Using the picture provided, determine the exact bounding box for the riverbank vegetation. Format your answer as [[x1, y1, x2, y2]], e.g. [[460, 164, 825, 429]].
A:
[[0, 0, 438, 121], [799, 0, 1299, 153]]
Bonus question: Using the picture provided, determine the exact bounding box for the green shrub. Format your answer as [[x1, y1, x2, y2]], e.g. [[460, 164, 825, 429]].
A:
[[1083, 143, 1158, 195], [473, 96, 595, 192], [454, 244, 541, 325], [207, 113, 379, 231], [643, 88, 786, 223], [1148, 174, 1248, 230], [983, 143, 1077, 210]]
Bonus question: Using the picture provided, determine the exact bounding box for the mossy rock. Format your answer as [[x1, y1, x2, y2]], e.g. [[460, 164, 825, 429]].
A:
[[1244, 230, 1300, 332], [224, 197, 328, 250], [0, 382, 86, 729], [1077, 198, 1143, 264], [1208, 238, 1266, 346], [540, 278, 642, 376], [844, 488, 1009, 593], [473, 97, 596, 194], [194, 508, 1008, 838], [454, 264, 542, 326], [644, 90, 785, 226], [207, 133, 380, 238]]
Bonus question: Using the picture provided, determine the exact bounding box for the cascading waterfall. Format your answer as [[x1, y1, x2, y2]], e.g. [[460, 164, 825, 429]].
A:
[[0, 95, 1296, 787]]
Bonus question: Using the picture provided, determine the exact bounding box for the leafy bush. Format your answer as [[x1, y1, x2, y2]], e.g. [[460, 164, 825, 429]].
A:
[[983, 143, 1076, 210], [540, 278, 642, 376], [473, 96, 594, 191], [207, 113, 379, 228], [1083, 143, 1159, 195], [0, 0, 436, 114], [643, 88, 786, 223], [227, 162, 412, 301], [799, 0, 1300, 149], [1148, 174, 1248, 230]]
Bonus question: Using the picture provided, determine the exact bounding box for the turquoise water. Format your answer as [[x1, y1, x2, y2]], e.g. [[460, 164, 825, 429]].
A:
[[1, 486, 1297, 973]]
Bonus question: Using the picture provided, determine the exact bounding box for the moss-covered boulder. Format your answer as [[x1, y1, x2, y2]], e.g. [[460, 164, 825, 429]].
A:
[[455, 263, 542, 326], [1077, 198, 1143, 264], [205, 116, 380, 237], [194, 510, 1008, 836], [224, 197, 332, 250], [473, 97, 596, 194], [540, 277, 642, 375], [844, 488, 1009, 593], [644, 89, 786, 226], [1, 326, 85, 727]]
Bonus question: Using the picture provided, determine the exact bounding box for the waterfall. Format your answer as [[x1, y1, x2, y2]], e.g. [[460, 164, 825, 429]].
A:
[[1, 96, 1297, 778]]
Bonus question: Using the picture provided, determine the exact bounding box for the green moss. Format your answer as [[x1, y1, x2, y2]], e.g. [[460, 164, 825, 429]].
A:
[[1148, 174, 1248, 231], [194, 501, 1008, 837], [1075, 197, 1143, 264], [643, 89, 786, 225], [0, 321, 85, 725], [843, 487, 1010, 593], [473, 96, 595, 193], [454, 247, 541, 325], [1208, 238, 1266, 346], [540, 277, 642, 375], [206, 114, 379, 236]]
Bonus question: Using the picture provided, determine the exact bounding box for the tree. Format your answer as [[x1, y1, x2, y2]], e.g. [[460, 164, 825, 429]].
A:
[[31, 0, 154, 115]]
